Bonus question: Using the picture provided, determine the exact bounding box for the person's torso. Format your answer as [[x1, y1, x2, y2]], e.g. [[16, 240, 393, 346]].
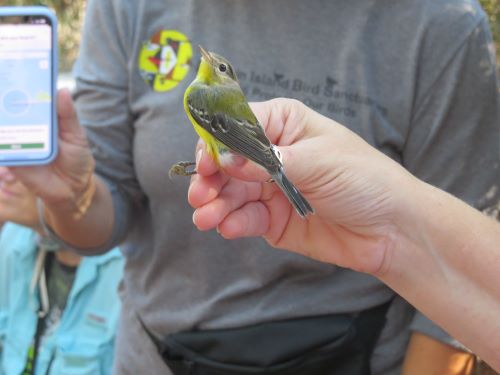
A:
[[0, 223, 124, 375], [118, 0, 451, 333]]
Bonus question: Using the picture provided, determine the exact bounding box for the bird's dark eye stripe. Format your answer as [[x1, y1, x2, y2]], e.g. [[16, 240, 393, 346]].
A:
[[219, 64, 227, 72]]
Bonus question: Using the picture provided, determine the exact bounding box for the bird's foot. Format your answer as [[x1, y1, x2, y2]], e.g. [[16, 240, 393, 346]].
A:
[[169, 161, 197, 179]]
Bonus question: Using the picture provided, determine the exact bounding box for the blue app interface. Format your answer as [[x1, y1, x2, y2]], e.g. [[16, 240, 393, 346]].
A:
[[0, 21, 53, 161]]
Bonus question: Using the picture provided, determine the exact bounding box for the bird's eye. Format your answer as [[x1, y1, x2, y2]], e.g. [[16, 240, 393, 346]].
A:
[[218, 64, 227, 72]]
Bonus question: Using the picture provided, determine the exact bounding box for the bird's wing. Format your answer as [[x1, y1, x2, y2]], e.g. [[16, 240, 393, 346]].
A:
[[186, 87, 279, 170]]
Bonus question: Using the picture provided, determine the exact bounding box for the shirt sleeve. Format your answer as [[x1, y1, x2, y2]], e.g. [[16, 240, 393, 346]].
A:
[[71, 0, 144, 253], [404, 13, 500, 348]]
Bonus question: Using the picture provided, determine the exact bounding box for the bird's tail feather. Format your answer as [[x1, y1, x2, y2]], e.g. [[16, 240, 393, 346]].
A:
[[272, 168, 314, 218]]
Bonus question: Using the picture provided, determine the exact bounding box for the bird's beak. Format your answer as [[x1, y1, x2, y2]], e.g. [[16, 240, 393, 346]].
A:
[[199, 45, 213, 64]]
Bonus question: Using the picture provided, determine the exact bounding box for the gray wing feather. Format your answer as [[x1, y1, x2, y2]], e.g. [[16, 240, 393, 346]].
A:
[[187, 92, 280, 171]]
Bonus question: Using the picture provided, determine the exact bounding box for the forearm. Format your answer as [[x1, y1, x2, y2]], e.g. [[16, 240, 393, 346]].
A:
[[43, 174, 115, 251], [381, 178, 500, 370]]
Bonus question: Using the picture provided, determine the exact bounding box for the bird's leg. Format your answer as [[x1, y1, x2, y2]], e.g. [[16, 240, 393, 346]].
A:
[[169, 161, 197, 179]]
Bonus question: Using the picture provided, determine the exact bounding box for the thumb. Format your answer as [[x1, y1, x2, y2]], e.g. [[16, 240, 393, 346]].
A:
[[57, 88, 81, 135]]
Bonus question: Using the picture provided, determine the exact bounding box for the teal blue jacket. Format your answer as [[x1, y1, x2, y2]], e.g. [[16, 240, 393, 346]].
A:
[[0, 223, 124, 375]]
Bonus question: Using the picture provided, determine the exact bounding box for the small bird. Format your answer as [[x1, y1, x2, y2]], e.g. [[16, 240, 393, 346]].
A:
[[170, 46, 313, 218]]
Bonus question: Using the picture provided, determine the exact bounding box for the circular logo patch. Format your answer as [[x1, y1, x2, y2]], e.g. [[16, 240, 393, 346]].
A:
[[138, 30, 193, 92]]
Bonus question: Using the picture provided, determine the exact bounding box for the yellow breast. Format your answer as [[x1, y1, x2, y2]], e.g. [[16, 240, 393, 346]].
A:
[[183, 86, 221, 165]]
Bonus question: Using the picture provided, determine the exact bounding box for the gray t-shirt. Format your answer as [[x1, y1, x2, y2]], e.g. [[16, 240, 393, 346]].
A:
[[72, 1, 500, 374]]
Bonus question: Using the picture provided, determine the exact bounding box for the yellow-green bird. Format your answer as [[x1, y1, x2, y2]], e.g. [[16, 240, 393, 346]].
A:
[[176, 46, 313, 218]]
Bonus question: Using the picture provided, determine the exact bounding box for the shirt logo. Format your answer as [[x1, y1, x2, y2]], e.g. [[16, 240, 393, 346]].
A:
[[138, 30, 193, 92]]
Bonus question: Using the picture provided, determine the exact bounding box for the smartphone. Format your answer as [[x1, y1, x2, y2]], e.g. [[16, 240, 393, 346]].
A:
[[0, 6, 57, 165]]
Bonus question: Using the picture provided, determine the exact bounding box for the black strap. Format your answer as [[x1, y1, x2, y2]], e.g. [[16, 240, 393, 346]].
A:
[[31, 316, 45, 375], [140, 298, 393, 375]]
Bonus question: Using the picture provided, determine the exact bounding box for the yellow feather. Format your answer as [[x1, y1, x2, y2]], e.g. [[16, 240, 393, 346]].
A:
[[183, 84, 222, 165]]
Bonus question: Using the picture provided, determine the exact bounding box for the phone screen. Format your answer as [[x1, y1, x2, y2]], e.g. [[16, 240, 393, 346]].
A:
[[0, 12, 56, 164]]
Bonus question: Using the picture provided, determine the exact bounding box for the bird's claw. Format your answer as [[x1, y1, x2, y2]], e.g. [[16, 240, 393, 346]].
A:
[[169, 161, 197, 179]]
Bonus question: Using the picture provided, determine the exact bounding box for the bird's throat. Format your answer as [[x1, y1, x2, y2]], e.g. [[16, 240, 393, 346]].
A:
[[196, 59, 213, 84]]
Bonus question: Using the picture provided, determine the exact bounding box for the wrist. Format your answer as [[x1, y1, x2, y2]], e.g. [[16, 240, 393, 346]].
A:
[[400, 181, 432, 247], [375, 169, 435, 279], [44, 173, 97, 222], [34, 173, 115, 250], [379, 173, 470, 289], [72, 173, 97, 220]]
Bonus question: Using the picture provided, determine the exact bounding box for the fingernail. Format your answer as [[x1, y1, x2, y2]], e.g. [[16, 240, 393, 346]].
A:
[[196, 148, 203, 165]]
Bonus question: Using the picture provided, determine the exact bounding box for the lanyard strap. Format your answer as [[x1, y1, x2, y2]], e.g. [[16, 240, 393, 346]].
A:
[[29, 249, 50, 318], [26, 250, 55, 375]]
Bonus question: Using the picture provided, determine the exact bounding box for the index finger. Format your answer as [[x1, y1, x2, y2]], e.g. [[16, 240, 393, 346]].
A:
[[250, 98, 308, 146]]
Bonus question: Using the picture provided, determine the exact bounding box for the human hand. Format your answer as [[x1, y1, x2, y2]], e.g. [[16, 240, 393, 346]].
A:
[[0, 167, 40, 230], [188, 98, 415, 275], [8, 89, 96, 219]]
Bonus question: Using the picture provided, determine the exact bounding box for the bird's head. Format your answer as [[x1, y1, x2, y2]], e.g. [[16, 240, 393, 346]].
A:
[[196, 46, 238, 85]]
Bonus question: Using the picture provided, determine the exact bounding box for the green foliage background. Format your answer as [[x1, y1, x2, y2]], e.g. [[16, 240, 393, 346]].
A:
[[3, 0, 500, 73], [4, 0, 86, 71], [480, 0, 500, 68]]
